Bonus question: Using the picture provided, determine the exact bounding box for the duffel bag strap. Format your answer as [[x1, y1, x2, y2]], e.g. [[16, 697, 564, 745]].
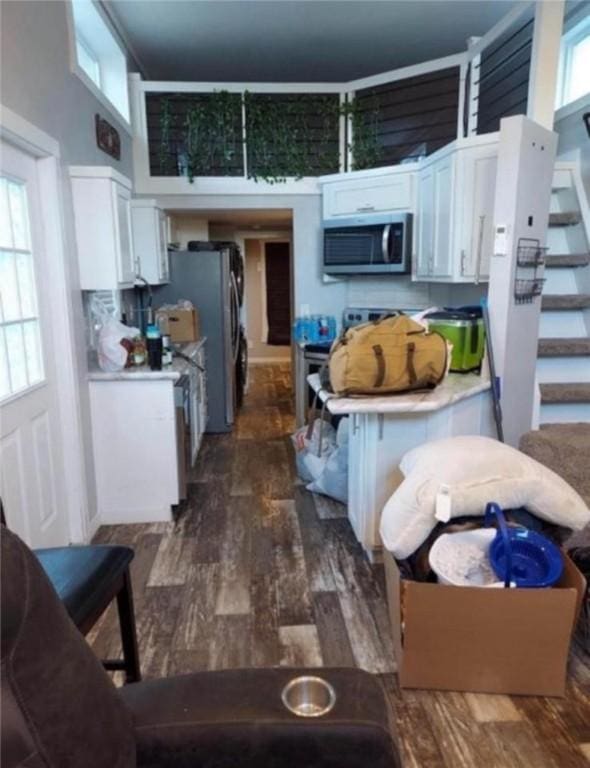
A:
[[407, 342, 417, 386], [373, 344, 386, 387]]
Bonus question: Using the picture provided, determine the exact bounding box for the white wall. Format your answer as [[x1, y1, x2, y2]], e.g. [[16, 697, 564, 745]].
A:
[[1, 0, 135, 538], [170, 214, 210, 247]]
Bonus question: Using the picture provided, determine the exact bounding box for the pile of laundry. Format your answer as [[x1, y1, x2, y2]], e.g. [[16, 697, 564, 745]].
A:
[[292, 418, 349, 504]]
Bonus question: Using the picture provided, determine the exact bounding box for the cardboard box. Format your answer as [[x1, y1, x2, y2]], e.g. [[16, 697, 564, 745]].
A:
[[156, 308, 200, 343], [384, 548, 586, 697]]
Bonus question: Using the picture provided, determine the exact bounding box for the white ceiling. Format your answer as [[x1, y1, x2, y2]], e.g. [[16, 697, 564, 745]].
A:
[[108, 0, 524, 82]]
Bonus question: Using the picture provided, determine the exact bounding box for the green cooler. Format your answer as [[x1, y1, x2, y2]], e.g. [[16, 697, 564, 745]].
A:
[[425, 310, 485, 373]]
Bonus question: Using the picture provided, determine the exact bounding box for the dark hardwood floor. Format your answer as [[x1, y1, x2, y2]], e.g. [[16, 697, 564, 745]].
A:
[[91, 362, 590, 767]]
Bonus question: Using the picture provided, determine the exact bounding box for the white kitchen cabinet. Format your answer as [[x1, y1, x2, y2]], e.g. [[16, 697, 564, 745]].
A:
[[89, 378, 178, 524], [455, 147, 498, 282], [415, 135, 498, 283], [416, 152, 454, 279], [320, 166, 418, 220], [344, 385, 495, 561], [130, 199, 170, 285], [69, 167, 136, 290]]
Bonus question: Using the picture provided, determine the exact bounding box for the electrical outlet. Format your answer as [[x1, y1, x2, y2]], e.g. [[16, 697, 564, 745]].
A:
[[248, 340, 254, 349], [300, 304, 310, 316]]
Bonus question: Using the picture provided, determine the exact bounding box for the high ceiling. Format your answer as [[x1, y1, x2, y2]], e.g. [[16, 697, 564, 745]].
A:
[[108, 0, 524, 83]]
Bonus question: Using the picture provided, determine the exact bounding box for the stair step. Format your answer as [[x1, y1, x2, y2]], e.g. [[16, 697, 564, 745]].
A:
[[541, 294, 590, 310], [544, 253, 590, 268], [548, 212, 582, 226], [540, 382, 590, 404], [538, 338, 590, 357]]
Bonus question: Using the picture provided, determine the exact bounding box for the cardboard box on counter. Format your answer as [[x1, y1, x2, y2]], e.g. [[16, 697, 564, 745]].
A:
[[384, 549, 586, 697], [156, 308, 200, 343]]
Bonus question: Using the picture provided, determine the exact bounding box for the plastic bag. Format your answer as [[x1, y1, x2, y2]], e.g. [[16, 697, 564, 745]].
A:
[[291, 419, 336, 483], [307, 418, 349, 503], [90, 295, 140, 372]]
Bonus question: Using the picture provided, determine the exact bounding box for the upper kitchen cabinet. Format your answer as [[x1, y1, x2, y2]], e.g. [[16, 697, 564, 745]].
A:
[[320, 165, 418, 220], [70, 167, 136, 290], [130, 199, 170, 285], [416, 135, 499, 283]]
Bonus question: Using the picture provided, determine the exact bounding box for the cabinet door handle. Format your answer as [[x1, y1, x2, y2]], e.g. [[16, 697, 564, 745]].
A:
[[475, 215, 485, 284], [357, 204, 375, 212], [460, 249, 466, 275]]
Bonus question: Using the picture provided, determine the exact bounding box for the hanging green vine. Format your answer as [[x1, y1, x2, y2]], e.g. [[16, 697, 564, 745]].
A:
[[344, 95, 382, 171], [153, 90, 382, 183]]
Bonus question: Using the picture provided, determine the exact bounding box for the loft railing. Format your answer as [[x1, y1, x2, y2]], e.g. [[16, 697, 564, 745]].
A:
[[129, 2, 539, 189]]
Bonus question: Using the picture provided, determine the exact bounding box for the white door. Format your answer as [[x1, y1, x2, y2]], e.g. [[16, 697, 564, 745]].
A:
[[0, 141, 69, 547]]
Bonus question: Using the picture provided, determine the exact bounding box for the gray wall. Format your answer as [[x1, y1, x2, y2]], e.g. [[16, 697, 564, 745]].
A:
[[1, 0, 134, 174], [1, 0, 135, 535], [153, 193, 349, 324]]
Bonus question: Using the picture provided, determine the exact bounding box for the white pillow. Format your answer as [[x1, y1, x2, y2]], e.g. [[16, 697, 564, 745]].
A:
[[380, 435, 590, 559]]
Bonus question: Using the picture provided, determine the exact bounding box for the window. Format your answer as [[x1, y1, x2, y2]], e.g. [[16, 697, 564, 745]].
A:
[[0, 177, 44, 401], [76, 34, 101, 89], [557, 15, 590, 109], [70, 0, 130, 123]]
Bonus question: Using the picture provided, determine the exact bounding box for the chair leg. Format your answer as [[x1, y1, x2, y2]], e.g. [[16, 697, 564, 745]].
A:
[[116, 568, 141, 684]]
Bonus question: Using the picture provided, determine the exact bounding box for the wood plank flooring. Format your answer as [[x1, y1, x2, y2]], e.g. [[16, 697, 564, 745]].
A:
[[91, 362, 590, 767]]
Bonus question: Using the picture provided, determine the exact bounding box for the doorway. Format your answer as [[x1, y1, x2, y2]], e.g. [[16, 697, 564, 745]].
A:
[[244, 237, 292, 362], [0, 141, 70, 547]]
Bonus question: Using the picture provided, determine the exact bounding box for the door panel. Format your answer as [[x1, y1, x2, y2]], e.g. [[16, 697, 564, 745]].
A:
[[0, 141, 69, 546]]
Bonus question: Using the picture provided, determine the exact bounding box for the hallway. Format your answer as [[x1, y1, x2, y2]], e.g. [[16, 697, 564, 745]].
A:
[[91, 363, 590, 768]]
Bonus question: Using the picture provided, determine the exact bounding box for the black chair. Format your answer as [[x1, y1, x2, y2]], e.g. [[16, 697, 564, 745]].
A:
[[0, 500, 140, 683], [1, 527, 401, 768]]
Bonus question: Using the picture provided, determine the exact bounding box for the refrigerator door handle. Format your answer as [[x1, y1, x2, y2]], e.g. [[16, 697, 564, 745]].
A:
[[230, 272, 240, 364]]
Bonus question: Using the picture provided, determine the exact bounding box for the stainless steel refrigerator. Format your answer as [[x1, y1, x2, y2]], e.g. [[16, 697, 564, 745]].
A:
[[154, 247, 241, 433]]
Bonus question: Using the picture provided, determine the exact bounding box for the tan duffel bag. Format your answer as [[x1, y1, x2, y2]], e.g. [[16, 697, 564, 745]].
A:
[[328, 314, 448, 396]]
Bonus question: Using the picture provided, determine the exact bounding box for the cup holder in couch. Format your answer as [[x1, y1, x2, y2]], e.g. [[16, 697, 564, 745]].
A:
[[281, 676, 337, 718]]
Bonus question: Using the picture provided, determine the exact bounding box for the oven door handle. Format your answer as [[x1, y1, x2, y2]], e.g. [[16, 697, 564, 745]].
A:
[[381, 224, 392, 263]]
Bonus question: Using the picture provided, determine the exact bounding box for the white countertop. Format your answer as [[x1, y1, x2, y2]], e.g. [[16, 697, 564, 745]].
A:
[[88, 339, 206, 382], [307, 371, 490, 414]]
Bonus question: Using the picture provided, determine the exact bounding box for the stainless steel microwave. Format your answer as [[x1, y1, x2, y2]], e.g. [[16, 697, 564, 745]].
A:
[[323, 213, 412, 275]]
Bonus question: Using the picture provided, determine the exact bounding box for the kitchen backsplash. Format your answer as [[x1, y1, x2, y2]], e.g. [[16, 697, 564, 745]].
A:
[[346, 276, 486, 310]]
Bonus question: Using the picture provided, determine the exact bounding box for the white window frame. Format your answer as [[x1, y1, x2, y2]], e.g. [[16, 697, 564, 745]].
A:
[[76, 32, 101, 89], [556, 12, 590, 113], [0, 174, 45, 403], [66, 0, 131, 132]]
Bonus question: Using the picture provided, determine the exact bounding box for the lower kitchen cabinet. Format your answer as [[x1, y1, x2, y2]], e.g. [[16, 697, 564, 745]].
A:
[[89, 378, 179, 524], [88, 342, 207, 525], [343, 384, 494, 560]]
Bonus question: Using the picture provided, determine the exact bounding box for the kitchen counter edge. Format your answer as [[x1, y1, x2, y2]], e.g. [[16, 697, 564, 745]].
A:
[[88, 339, 207, 382]]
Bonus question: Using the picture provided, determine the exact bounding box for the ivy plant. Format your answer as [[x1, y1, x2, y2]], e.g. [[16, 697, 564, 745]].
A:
[[153, 90, 382, 183]]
